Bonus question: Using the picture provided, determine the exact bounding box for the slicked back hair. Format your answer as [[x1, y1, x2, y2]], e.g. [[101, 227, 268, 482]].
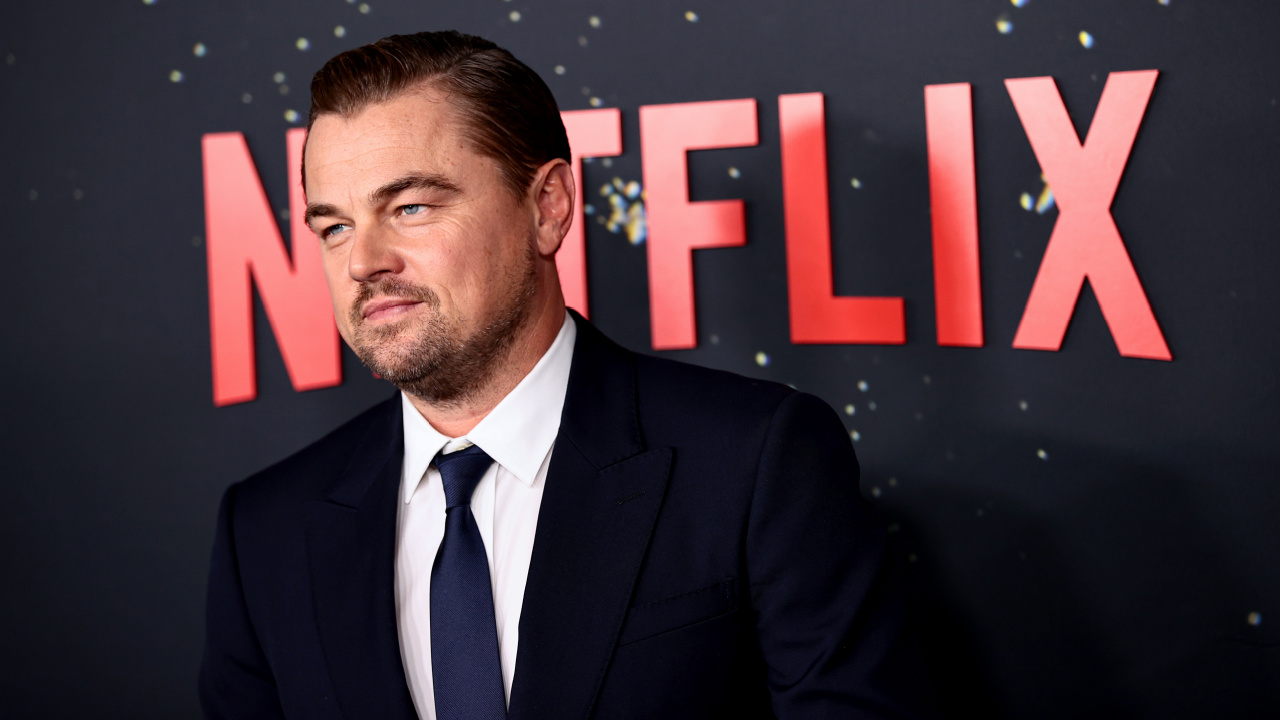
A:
[[306, 31, 570, 200]]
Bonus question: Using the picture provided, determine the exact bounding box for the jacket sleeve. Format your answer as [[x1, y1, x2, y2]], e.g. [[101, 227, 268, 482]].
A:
[[746, 392, 929, 719], [198, 483, 287, 720]]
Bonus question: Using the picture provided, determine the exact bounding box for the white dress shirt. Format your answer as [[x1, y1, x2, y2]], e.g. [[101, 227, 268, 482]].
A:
[[395, 313, 576, 720]]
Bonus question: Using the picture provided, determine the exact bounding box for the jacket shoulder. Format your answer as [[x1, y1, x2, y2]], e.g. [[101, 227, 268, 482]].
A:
[[232, 394, 400, 508], [632, 351, 799, 418]]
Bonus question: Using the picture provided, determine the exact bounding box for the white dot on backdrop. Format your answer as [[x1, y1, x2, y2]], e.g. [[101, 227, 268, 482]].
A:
[[851, 430, 861, 442], [685, 11, 698, 22], [868, 401, 877, 411], [169, 70, 184, 83], [73, 188, 84, 200], [1036, 449, 1049, 460], [728, 167, 741, 178], [578, 35, 588, 46], [857, 380, 868, 392], [870, 486, 881, 497], [334, 26, 347, 38], [5, 53, 15, 65], [850, 178, 862, 189], [284, 109, 299, 123], [358, 3, 370, 14], [241, 92, 252, 103], [296, 38, 310, 51], [273, 71, 286, 83], [28, 189, 38, 201], [844, 404, 855, 416], [554, 65, 565, 75], [193, 42, 207, 57], [589, 16, 601, 28], [755, 352, 770, 367], [589, 97, 602, 107], [509, 10, 521, 21], [1079, 31, 1094, 48], [1248, 612, 1262, 626], [996, 17, 1013, 34], [1019, 400, 1029, 411], [143, 0, 157, 5]]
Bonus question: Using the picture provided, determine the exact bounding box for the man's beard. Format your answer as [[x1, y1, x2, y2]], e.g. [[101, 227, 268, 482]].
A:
[[347, 243, 538, 406]]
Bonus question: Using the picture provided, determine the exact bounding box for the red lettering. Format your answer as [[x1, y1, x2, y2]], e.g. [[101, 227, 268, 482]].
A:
[[559, 108, 623, 319], [778, 92, 905, 345], [1005, 70, 1171, 360], [925, 83, 984, 347], [202, 130, 341, 406], [639, 99, 758, 350]]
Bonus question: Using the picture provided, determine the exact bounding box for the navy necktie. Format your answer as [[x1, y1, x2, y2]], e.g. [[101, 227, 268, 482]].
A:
[[431, 444, 507, 720]]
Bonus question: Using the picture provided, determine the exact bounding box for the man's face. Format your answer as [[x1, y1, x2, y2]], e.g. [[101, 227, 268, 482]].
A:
[[304, 88, 540, 404]]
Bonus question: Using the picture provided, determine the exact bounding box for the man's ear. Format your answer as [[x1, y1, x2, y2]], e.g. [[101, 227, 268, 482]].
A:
[[531, 159, 575, 256]]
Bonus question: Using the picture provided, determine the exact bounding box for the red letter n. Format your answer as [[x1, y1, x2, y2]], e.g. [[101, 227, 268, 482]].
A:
[[1005, 70, 1171, 360], [640, 99, 758, 350], [203, 130, 341, 406], [778, 92, 905, 345], [559, 108, 623, 318]]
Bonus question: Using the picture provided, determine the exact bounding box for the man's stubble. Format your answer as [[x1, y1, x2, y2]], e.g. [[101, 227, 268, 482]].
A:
[[346, 238, 539, 407]]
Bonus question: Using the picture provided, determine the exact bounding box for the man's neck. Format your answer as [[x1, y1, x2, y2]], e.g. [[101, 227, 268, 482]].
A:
[[405, 298, 566, 438]]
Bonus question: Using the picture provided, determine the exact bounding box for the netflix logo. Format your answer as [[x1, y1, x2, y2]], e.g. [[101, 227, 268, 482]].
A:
[[202, 70, 1169, 407]]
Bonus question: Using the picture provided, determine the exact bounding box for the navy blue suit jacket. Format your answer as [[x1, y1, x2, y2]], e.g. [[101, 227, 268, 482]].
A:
[[200, 314, 924, 719]]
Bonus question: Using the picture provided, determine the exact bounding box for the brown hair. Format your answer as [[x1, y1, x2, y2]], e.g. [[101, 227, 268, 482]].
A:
[[306, 31, 570, 199]]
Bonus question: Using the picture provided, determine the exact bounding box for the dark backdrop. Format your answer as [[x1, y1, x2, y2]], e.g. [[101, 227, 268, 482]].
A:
[[3, 1, 1278, 717]]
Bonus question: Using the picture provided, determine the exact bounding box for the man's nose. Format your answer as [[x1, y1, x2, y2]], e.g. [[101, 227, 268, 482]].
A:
[[347, 224, 404, 282]]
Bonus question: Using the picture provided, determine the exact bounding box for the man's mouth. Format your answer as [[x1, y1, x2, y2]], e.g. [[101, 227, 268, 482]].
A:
[[360, 298, 422, 322]]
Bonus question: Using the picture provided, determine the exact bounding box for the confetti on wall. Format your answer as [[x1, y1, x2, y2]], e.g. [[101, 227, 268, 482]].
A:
[[600, 177, 648, 244]]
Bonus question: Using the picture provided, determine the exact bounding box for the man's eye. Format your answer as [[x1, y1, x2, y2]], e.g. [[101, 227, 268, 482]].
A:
[[321, 223, 350, 239], [402, 204, 427, 216]]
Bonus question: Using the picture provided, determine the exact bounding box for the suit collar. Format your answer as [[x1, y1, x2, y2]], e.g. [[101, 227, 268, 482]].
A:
[[306, 396, 419, 720], [555, 310, 646, 469], [508, 312, 673, 720]]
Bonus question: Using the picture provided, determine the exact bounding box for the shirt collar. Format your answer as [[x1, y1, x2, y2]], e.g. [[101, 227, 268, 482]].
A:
[[401, 312, 577, 503]]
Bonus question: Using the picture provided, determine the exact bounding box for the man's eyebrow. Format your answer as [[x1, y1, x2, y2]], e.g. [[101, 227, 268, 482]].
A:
[[303, 203, 342, 227], [369, 173, 463, 205], [303, 174, 462, 228]]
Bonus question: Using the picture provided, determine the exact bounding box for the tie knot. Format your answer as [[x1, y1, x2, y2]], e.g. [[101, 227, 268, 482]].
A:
[[435, 445, 493, 509]]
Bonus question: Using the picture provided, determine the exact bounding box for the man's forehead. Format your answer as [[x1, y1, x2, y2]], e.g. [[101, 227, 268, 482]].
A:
[[304, 90, 475, 190]]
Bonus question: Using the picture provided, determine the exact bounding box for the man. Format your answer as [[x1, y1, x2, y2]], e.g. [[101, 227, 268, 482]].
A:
[[200, 31, 924, 720]]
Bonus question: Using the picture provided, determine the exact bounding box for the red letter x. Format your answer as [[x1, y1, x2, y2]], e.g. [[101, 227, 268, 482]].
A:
[[1006, 70, 1171, 360]]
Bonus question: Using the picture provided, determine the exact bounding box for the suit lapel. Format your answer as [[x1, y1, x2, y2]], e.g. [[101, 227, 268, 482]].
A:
[[508, 315, 673, 720], [305, 398, 418, 720]]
